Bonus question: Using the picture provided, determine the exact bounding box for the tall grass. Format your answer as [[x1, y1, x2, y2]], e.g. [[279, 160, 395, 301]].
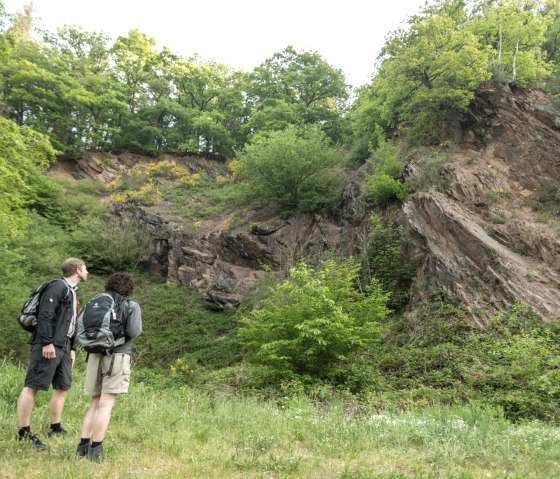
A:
[[1, 362, 559, 478]]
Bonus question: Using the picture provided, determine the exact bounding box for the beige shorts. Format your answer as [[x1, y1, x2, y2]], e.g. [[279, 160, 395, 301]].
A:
[[85, 353, 131, 396]]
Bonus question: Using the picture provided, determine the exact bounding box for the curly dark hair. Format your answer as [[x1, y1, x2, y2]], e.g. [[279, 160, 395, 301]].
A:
[[105, 272, 134, 297]]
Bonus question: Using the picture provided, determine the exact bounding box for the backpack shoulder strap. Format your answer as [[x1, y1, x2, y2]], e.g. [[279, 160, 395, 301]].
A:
[[50, 278, 70, 298], [116, 296, 131, 322]]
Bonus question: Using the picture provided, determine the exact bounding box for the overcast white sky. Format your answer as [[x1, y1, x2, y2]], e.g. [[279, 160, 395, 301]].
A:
[[3, 0, 428, 88]]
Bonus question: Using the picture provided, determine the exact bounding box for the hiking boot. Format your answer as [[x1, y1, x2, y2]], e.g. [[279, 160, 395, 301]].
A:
[[76, 442, 90, 458], [88, 444, 104, 462], [19, 431, 47, 451], [47, 426, 67, 438]]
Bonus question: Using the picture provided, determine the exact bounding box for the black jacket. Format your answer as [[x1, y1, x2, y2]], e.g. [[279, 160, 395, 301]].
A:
[[30, 279, 75, 349]]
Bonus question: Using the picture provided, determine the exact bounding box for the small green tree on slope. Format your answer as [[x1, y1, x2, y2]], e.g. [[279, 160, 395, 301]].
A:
[[239, 258, 390, 381], [236, 124, 342, 214]]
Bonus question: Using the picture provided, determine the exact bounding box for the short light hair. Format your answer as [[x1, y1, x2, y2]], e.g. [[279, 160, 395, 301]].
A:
[[61, 258, 85, 277]]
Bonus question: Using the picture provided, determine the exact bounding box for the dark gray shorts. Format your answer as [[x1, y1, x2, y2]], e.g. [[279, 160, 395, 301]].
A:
[[24, 341, 72, 391]]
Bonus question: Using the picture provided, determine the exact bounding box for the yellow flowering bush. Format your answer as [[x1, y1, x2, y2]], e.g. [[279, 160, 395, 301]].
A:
[[215, 174, 231, 184], [145, 160, 202, 187], [111, 180, 162, 206], [106, 176, 122, 191], [169, 357, 198, 383], [146, 160, 187, 179], [228, 159, 241, 177], [180, 172, 202, 187]]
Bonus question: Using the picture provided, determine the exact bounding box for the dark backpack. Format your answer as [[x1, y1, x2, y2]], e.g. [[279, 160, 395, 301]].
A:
[[18, 280, 68, 333], [77, 292, 127, 354]]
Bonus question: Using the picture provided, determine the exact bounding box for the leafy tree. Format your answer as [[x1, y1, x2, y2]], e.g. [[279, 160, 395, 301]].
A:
[[355, 14, 491, 144], [109, 30, 164, 152], [172, 58, 248, 155], [45, 26, 124, 151], [543, 0, 560, 63], [236, 124, 342, 213], [0, 116, 57, 242], [1, 24, 125, 154], [469, 0, 552, 86], [248, 46, 349, 142], [239, 258, 390, 380]]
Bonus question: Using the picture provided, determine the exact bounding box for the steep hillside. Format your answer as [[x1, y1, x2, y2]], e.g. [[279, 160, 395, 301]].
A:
[[403, 85, 560, 325], [50, 85, 560, 325]]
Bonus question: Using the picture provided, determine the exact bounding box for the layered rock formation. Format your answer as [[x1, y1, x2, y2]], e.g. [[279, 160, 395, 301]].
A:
[[53, 85, 560, 324], [401, 85, 560, 324]]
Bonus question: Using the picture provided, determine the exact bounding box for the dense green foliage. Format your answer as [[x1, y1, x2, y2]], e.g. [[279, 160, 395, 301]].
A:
[[246, 46, 350, 143], [2, 1, 560, 158], [236, 124, 343, 213], [0, 116, 57, 240], [369, 302, 560, 422], [239, 259, 390, 381], [0, 7, 349, 157], [350, 0, 558, 147]]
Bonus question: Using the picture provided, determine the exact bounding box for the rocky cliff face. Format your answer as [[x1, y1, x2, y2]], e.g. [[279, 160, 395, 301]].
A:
[[111, 204, 364, 310], [53, 85, 560, 324], [402, 85, 560, 324]]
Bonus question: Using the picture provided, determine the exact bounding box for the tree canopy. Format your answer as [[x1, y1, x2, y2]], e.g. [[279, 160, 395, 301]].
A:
[[1, 1, 560, 155], [350, 0, 557, 146]]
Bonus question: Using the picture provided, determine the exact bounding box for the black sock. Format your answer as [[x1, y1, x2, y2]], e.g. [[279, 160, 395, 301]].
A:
[[18, 426, 31, 438], [50, 422, 63, 432], [91, 441, 102, 448], [79, 438, 90, 446]]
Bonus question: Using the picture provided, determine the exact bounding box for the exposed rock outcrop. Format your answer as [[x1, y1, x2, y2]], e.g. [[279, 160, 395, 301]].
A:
[[51, 84, 560, 325], [401, 85, 560, 324], [113, 204, 364, 310]]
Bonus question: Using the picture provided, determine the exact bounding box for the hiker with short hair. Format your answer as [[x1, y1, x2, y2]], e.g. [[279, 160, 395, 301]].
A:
[[17, 257, 88, 450], [76, 272, 142, 461]]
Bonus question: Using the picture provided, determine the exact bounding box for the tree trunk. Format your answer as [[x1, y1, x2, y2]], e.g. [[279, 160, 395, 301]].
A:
[[498, 14, 502, 61], [512, 38, 519, 83]]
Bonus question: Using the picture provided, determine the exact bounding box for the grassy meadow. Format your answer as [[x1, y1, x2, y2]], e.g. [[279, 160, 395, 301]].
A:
[[1, 361, 559, 479]]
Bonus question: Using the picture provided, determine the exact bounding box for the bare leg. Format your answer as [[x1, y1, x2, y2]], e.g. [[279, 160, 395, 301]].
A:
[[91, 393, 116, 442], [80, 396, 100, 438], [49, 389, 69, 424], [17, 387, 38, 428]]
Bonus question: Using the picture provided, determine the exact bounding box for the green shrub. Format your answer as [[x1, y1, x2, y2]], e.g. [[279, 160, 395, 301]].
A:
[[54, 177, 107, 196], [69, 215, 151, 273], [387, 299, 471, 347], [238, 258, 391, 381], [51, 189, 108, 230], [488, 60, 511, 84], [0, 117, 58, 241], [370, 135, 404, 178], [407, 151, 449, 192], [236, 124, 343, 214], [366, 173, 409, 207], [360, 216, 417, 311]]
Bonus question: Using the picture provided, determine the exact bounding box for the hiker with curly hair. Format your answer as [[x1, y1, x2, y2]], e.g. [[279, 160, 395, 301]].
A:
[[76, 272, 142, 462]]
